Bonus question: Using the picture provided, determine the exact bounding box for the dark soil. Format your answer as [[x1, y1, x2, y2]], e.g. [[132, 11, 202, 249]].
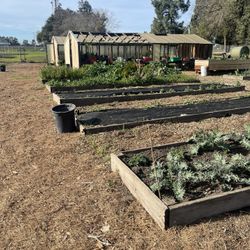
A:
[[77, 96, 250, 126], [122, 142, 250, 204]]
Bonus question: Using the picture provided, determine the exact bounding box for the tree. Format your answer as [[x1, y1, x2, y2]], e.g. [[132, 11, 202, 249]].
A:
[[37, 3, 109, 42], [0, 36, 20, 45], [151, 0, 190, 34], [191, 0, 250, 46], [234, 0, 250, 44], [78, 0, 92, 13], [22, 40, 29, 46]]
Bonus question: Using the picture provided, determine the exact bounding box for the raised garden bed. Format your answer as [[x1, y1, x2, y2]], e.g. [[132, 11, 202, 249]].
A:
[[45, 81, 200, 93], [111, 129, 250, 228], [77, 97, 250, 135], [195, 59, 250, 73], [223, 75, 250, 81], [53, 84, 245, 107]]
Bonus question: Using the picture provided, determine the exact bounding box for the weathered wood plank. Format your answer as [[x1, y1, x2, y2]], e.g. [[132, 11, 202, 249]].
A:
[[52, 93, 61, 104], [111, 153, 168, 229], [168, 187, 250, 226], [195, 59, 250, 71], [223, 75, 250, 81], [52, 86, 245, 107]]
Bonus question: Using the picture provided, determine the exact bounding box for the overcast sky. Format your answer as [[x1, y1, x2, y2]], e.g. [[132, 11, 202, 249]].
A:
[[0, 0, 195, 42]]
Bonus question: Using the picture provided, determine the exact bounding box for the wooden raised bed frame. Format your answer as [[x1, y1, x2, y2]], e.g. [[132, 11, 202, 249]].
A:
[[52, 85, 245, 107], [195, 59, 250, 73], [79, 106, 250, 135], [223, 75, 250, 81], [44, 82, 200, 93], [111, 142, 250, 229]]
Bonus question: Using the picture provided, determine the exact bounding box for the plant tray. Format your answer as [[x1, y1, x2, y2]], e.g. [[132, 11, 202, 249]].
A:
[[77, 97, 250, 135], [111, 142, 250, 229], [52, 84, 244, 107]]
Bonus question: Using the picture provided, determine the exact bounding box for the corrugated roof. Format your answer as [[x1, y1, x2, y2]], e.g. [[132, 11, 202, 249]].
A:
[[72, 31, 149, 44], [53, 36, 66, 44], [70, 31, 212, 45], [140, 33, 212, 45]]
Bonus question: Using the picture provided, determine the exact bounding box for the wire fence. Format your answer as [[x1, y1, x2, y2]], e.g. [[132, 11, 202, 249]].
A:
[[0, 45, 47, 63]]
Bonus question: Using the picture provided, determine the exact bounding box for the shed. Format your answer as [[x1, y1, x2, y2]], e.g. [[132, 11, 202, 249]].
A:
[[64, 31, 213, 68], [47, 36, 66, 65]]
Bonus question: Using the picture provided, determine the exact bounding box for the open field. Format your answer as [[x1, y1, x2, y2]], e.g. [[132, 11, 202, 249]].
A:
[[0, 47, 46, 63], [0, 64, 249, 249]]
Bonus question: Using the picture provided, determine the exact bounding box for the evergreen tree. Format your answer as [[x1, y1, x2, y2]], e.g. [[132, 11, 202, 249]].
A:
[[191, 0, 250, 45], [78, 0, 92, 14], [151, 0, 190, 34], [37, 3, 108, 42]]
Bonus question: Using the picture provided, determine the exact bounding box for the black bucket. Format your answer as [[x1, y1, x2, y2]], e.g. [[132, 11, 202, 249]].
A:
[[52, 103, 76, 133], [0, 65, 6, 72]]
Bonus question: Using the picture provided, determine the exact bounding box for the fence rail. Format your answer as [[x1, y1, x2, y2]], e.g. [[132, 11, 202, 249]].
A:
[[0, 45, 46, 63]]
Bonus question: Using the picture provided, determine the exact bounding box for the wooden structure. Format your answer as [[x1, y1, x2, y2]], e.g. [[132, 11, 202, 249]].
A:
[[47, 36, 66, 65], [195, 59, 250, 73], [141, 33, 213, 61], [111, 142, 250, 229], [64, 31, 213, 68]]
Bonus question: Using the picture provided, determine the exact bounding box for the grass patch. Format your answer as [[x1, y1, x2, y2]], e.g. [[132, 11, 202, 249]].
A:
[[0, 49, 46, 63]]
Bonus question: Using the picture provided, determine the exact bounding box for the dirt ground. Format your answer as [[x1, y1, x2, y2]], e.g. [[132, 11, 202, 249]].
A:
[[0, 64, 249, 250]]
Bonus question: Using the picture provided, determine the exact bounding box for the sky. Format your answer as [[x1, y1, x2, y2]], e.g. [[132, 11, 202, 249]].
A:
[[0, 0, 195, 42]]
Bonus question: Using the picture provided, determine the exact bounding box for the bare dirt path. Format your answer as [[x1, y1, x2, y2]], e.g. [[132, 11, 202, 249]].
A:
[[0, 64, 249, 249]]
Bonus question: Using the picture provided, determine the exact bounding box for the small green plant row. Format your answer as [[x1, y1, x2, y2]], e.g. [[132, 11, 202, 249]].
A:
[[127, 126, 250, 203], [41, 61, 198, 88]]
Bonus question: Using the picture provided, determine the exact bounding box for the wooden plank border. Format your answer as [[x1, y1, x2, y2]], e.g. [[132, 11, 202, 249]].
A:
[[79, 106, 250, 135], [44, 82, 201, 93], [223, 75, 250, 81], [53, 86, 245, 106], [111, 153, 168, 229], [111, 142, 250, 228]]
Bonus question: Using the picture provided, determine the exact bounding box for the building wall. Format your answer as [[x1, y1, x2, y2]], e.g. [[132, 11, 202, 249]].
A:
[[71, 38, 80, 68], [46, 43, 54, 64], [64, 35, 71, 66], [153, 43, 213, 60]]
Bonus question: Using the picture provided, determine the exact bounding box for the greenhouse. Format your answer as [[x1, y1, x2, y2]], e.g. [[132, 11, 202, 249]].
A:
[[64, 31, 213, 68]]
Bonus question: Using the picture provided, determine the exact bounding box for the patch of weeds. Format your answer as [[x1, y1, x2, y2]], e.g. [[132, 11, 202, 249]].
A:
[[87, 136, 111, 159], [127, 153, 150, 168]]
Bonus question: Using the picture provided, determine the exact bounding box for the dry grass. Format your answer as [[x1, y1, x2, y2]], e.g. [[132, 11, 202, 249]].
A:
[[0, 64, 249, 249]]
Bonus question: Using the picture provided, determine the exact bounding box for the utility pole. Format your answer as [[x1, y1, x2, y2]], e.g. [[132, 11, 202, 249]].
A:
[[51, 0, 59, 14]]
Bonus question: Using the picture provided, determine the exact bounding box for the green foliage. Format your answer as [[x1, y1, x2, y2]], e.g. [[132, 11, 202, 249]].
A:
[[127, 154, 151, 168], [78, 0, 92, 13], [146, 128, 250, 203], [37, 4, 108, 42], [191, 0, 250, 45], [189, 130, 230, 155], [151, 0, 190, 34], [41, 62, 197, 88]]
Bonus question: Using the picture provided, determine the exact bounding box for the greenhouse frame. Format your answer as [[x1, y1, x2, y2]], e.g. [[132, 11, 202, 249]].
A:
[[46, 36, 66, 66], [63, 31, 213, 68]]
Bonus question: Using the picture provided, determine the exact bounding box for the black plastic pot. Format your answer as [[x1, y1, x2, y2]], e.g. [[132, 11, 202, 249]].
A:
[[52, 103, 76, 133], [0, 65, 6, 72]]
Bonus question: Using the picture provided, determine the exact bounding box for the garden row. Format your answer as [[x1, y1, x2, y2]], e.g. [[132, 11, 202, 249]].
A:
[[44, 62, 250, 229]]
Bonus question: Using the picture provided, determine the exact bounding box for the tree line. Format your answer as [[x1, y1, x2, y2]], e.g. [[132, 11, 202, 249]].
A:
[[191, 0, 250, 45], [37, 0, 108, 42], [0, 36, 37, 46], [37, 0, 250, 46]]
